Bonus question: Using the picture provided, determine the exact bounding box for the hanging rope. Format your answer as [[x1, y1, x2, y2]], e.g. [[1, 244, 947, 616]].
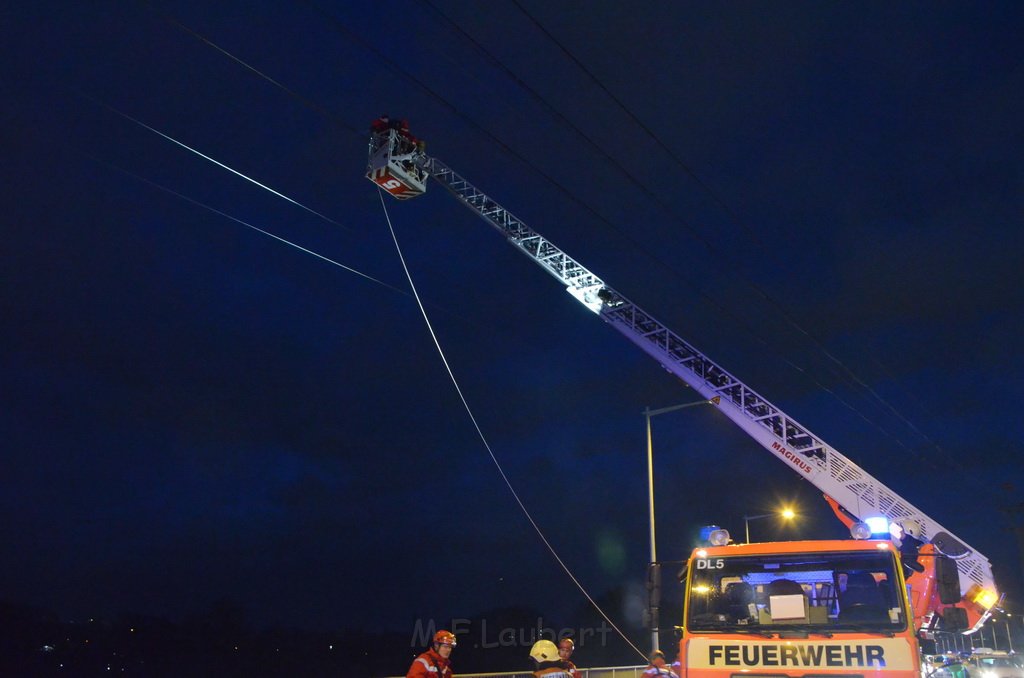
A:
[[376, 189, 648, 661]]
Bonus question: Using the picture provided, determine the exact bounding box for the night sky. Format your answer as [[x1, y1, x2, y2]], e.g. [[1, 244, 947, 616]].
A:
[[4, 0, 1023, 651]]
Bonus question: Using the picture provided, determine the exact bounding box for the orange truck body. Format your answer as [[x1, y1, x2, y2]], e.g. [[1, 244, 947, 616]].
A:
[[679, 539, 921, 678]]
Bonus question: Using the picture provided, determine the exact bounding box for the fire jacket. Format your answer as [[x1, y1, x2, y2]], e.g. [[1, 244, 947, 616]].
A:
[[643, 664, 680, 678], [534, 660, 575, 677], [407, 648, 452, 678]]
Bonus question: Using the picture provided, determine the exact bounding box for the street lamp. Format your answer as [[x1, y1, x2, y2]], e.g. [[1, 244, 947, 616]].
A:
[[743, 508, 796, 544], [644, 398, 714, 654]]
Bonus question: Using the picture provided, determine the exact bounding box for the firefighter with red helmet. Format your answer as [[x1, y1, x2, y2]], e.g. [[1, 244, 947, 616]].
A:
[[407, 630, 456, 678], [370, 114, 391, 134], [557, 638, 581, 678]]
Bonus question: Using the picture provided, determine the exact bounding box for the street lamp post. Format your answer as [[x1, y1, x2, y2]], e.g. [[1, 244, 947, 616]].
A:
[[1006, 614, 1014, 652], [644, 398, 713, 655]]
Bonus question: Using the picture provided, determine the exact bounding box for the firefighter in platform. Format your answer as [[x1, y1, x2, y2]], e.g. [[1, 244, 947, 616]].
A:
[[396, 120, 418, 155], [370, 114, 391, 134], [369, 114, 391, 154], [407, 630, 456, 678], [557, 638, 581, 678], [530, 640, 573, 678]]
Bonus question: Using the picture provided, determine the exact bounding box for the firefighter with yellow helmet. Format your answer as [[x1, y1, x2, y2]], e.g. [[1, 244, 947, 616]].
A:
[[407, 630, 456, 678], [530, 639, 574, 677]]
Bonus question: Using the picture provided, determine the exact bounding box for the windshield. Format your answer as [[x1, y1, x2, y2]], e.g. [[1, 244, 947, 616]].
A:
[[973, 657, 1021, 668], [686, 549, 907, 634]]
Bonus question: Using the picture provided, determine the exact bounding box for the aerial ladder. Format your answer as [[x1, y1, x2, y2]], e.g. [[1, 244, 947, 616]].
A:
[[366, 125, 1000, 635]]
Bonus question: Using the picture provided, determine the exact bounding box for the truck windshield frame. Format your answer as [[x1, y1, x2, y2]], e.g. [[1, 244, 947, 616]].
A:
[[686, 549, 908, 634]]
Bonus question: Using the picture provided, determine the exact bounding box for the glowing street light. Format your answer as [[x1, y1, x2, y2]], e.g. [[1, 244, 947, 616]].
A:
[[743, 507, 796, 544]]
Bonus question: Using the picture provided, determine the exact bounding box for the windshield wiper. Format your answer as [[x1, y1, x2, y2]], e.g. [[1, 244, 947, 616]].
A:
[[731, 628, 776, 638], [830, 626, 896, 637], [691, 622, 774, 637], [773, 624, 834, 638]]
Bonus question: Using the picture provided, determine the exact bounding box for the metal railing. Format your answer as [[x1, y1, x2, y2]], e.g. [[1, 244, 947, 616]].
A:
[[386, 665, 647, 678]]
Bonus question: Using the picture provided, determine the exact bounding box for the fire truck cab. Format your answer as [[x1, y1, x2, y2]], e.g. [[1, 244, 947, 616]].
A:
[[680, 537, 920, 678]]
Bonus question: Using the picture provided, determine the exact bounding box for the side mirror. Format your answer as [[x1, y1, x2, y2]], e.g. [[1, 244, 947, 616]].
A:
[[676, 562, 689, 583], [940, 606, 968, 632], [935, 555, 962, 604]]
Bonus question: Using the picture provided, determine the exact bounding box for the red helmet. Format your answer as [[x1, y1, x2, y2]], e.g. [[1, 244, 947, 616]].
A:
[[433, 630, 457, 647]]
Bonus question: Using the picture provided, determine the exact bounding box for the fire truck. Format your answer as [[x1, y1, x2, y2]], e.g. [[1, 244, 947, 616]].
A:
[[367, 124, 1001, 674]]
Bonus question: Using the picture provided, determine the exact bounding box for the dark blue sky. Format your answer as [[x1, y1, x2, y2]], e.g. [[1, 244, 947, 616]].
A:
[[3, 0, 1022, 639]]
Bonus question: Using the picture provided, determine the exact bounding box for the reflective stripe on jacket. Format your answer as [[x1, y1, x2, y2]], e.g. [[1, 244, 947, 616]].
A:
[[406, 649, 452, 678]]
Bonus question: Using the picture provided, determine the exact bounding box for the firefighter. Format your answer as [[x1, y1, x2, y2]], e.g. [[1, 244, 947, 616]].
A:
[[396, 120, 417, 154], [369, 114, 392, 154], [407, 629, 456, 678], [557, 638, 581, 678], [530, 639, 574, 677], [642, 650, 679, 678], [370, 114, 391, 134]]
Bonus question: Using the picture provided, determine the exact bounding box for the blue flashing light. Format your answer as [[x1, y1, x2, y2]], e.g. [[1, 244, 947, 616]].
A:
[[865, 516, 890, 535]]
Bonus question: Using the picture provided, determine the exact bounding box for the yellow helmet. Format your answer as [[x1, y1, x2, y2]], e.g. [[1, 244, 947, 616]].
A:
[[530, 639, 560, 663], [902, 520, 922, 539]]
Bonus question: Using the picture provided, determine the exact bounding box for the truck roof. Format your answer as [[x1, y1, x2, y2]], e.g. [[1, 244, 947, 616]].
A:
[[692, 539, 895, 557]]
